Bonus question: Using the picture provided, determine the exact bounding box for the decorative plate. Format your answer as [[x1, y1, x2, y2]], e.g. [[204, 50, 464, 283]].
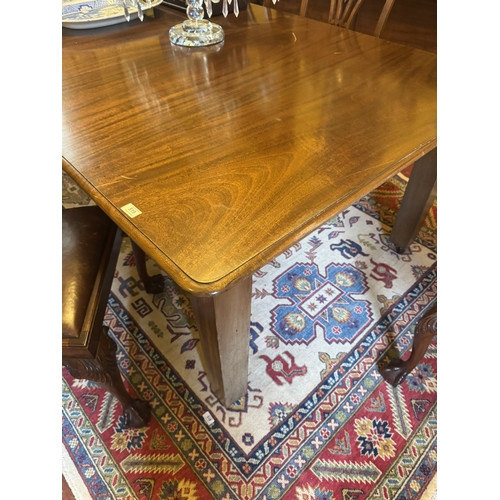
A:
[[62, 0, 163, 29]]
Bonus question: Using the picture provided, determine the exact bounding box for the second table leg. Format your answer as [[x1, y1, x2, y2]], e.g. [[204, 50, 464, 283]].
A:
[[390, 147, 437, 253], [190, 276, 252, 408]]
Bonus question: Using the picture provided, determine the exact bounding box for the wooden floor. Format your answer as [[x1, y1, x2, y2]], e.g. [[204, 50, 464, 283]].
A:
[[62, 1, 435, 498], [62, 475, 76, 500]]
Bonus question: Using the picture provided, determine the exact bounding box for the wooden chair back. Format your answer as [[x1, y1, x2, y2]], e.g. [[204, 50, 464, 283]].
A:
[[373, 0, 396, 37], [328, 0, 363, 29], [260, 0, 397, 37], [328, 0, 396, 36]]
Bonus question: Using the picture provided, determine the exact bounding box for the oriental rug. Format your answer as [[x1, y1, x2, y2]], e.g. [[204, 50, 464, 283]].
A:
[[62, 172, 437, 500]]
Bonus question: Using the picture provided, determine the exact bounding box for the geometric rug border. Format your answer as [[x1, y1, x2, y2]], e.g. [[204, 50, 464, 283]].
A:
[[109, 262, 437, 473], [367, 402, 437, 499], [99, 265, 437, 499], [62, 384, 126, 499]]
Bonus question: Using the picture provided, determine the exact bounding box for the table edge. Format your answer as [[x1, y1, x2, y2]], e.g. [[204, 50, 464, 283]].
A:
[[63, 137, 436, 296]]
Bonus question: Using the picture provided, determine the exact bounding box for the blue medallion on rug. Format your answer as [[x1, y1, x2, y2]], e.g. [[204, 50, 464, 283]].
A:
[[270, 262, 373, 345]]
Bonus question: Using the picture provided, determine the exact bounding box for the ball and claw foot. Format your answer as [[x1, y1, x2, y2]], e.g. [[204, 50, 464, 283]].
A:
[[122, 399, 151, 428], [379, 303, 437, 387], [379, 359, 410, 387], [63, 329, 152, 429], [131, 240, 165, 294], [144, 274, 164, 294]]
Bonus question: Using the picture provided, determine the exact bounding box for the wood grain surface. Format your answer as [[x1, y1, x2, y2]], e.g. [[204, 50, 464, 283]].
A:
[[62, 4, 436, 296]]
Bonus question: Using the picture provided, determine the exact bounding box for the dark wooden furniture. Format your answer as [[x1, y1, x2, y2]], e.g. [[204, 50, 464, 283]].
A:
[[381, 147, 436, 385], [357, 0, 436, 53], [328, 0, 395, 34], [62, 206, 150, 428], [253, 0, 436, 53], [132, 240, 164, 294], [371, 0, 395, 36], [390, 147, 437, 253], [63, 4, 436, 407], [260, 0, 396, 36], [379, 303, 437, 386]]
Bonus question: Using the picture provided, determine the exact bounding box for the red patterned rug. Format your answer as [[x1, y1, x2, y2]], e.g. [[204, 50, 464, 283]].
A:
[[62, 173, 437, 500]]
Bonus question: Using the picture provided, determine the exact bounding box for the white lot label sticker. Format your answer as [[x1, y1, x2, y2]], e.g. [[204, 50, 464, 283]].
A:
[[202, 411, 215, 426], [121, 203, 142, 218]]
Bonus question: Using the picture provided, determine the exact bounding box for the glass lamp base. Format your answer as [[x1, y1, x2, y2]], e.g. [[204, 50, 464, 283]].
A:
[[169, 19, 224, 46]]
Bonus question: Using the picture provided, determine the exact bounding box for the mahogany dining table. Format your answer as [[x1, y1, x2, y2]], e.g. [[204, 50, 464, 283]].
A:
[[62, 3, 437, 407]]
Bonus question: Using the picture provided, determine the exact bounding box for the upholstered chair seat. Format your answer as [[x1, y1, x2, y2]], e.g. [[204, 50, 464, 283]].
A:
[[62, 206, 150, 428]]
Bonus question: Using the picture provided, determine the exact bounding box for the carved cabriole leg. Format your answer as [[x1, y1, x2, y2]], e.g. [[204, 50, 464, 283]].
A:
[[131, 239, 164, 294], [390, 148, 437, 254], [63, 327, 151, 428], [190, 276, 252, 408], [379, 303, 437, 387]]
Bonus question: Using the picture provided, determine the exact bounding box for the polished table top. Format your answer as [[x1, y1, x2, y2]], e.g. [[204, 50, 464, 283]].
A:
[[62, 4, 436, 297]]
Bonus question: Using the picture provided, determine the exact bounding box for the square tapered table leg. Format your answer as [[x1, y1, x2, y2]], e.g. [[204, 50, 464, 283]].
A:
[[390, 148, 437, 253], [190, 276, 252, 407]]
